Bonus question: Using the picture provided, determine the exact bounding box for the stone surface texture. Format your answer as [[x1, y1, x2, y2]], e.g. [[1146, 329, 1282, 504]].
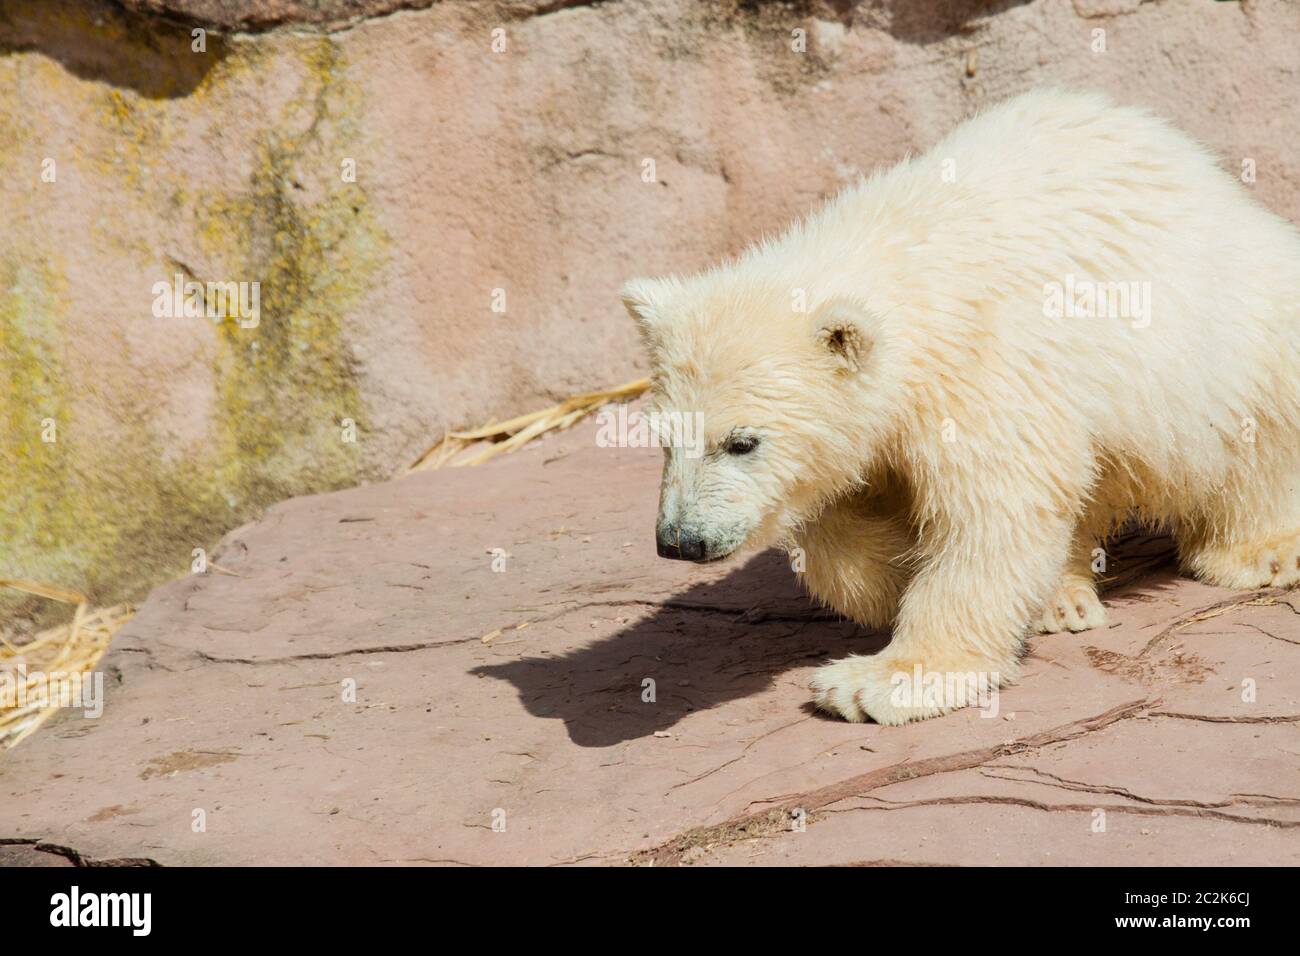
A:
[[3, 414, 1296, 865]]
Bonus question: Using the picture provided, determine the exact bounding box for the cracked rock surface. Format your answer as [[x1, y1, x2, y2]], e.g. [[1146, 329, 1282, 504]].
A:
[[2, 415, 1298, 865]]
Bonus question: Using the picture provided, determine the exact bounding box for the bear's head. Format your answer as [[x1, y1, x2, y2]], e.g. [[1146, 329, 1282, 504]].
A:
[[621, 271, 897, 563]]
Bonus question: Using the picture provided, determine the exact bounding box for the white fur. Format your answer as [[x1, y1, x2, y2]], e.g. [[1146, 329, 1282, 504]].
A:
[[623, 89, 1300, 724]]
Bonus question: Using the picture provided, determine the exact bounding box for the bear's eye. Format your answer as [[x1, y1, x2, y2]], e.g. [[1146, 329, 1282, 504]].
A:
[[723, 434, 760, 456]]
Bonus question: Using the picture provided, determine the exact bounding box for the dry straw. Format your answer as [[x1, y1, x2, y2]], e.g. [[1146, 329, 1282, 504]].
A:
[[0, 579, 132, 749], [409, 376, 650, 471]]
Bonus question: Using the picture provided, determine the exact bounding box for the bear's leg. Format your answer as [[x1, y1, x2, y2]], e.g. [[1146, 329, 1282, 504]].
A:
[[810, 479, 1076, 724], [793, 489, 914, 630], [1179, 525, 1300, 589], [1035, 527, 1107, 634], [1176, 457, 1300, 589]]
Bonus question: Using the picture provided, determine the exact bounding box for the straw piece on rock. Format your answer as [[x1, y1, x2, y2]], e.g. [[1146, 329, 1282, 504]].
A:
[[0, 580, 132, 749], [409, 376, 650, 472]]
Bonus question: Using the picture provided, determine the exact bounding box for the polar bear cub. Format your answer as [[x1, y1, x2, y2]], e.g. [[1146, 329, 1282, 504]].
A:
[[622, 89, 1300, 724]]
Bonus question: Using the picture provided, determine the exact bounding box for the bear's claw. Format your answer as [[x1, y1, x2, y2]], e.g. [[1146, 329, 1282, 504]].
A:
[[1036, 577, 1107, 634]]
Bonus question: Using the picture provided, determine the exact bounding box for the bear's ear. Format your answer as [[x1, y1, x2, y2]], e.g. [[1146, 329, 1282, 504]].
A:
[[620, 277, 676, 341], [811, 297, 877, 373]]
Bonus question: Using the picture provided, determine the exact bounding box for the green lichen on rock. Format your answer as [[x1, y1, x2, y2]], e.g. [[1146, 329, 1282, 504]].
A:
[[195, 37, 387, 518], [0, 261, 75, 567], [0, 27, 388, 625]]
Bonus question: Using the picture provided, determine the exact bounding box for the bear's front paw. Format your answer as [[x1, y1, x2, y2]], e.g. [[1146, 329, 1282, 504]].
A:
[[810, 655, 1005, 725], [1036, 576, 1106, 634], [1184, 532, 1300, 590]]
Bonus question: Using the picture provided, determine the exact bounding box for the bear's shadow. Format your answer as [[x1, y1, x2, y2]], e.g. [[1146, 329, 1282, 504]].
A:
[[473, 530, 1181, 748], [472, 549, 887, 748]]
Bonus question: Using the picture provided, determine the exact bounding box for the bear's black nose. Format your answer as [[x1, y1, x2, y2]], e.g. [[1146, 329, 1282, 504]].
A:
[[657, 526, 706, 561]]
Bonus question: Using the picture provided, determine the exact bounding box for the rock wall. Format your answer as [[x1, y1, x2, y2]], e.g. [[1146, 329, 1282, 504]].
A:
[[2, 0, 1298, 615]]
